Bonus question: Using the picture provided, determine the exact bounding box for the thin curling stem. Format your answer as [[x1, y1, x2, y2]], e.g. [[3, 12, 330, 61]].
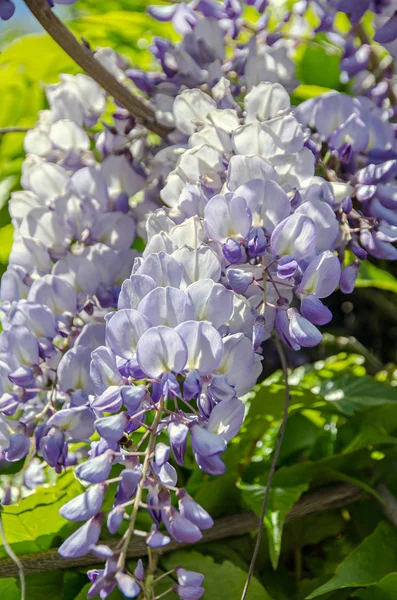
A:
[[241, 337, 291, 600], [0, 508, 26, 600], [23, 0, 171, 138], [117, 397, 165, 570]]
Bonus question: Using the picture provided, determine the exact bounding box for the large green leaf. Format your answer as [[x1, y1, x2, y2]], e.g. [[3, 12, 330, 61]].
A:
[[307, 521, 397, 598], [0, 571, 74, 600], [354, 573, 397, 599], [282, 511, 345, 551], [278, 413, 323, 462], [0, 470, 83, 558], [355, 261, 397, 295], [291, 84, 336, 105], [0, 35, 77, 85], [25, 571, 64, 600], [239, 463, 312, 569], [250, 356, 396, 419], [187, 473, 241, 518], [63, 569, 91, 600], [338, 401, 397, 454], [162, 550, 274, 599], [0, 578, 20, 600], [241, 378, 323, 438], [295, 37, 343, 90], [323, 374, 397, 416], [300, 371, 397, 416]]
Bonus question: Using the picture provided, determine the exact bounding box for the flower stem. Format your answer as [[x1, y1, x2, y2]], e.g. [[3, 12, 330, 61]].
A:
[[152, 570, 175, 584], [117, 397, 165, 569], [153, 587, 173, 600], [0, 127, 30, 134], [240, 336, 291, 600]]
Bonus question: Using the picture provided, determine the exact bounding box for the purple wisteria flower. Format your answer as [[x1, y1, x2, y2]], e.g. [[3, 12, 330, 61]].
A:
[[2, 0, 397, 596]]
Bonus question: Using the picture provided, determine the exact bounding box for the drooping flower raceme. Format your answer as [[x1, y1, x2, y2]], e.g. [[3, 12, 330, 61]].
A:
[[56, 230, 261, 598], [0, 65, 147, 478], [153, 81, 352, 349], [1, 0, 397, 597], [296, 90, 397, 270]]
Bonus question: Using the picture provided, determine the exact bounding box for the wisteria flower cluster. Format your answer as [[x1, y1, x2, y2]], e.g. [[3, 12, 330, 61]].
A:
[[1, 0, 397, 597]]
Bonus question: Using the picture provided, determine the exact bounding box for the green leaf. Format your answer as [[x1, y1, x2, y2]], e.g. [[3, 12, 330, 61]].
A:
[[0, 175, 16, 212], [0, 223, 13, 265], [339, 402, 397, 453], [248, 356, 395, 421], [307, 521, 397, 598], [24, 571, 64, 600], [282, 511, 345, 551], [354, 573, 397, 599], [355, 261, 397, 295], [242, 378, 322, 439], [305, 373, 397, 416], [0, 470, 83, 558], [73, 584, 92, 600], [285, 354, 367, 390], [291, 84, 336, 105], [0, 35, 77, 85], [278, 413, 323, 462], [0, 566, 69, 599], [187, 473, 241, 518], [295, 38, 343, 89], [162, 550, 274, 599], [344, 429, 397, 454], [195, 540, 252, 571], [63, 569, 90, 600], [239, 463, 312, 569], [131, 236, 146, 252], [0, 35, 78, 137], [0, 578, 20, 600]]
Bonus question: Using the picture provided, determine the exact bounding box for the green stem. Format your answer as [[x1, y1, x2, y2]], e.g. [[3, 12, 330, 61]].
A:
[[241, 337, 291, 600]]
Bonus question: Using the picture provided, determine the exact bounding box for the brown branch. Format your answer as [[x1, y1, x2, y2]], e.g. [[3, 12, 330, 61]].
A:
[[0, 483, 362, 578], [23, 0, 171, 138], [241, 337, 291, 600]]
